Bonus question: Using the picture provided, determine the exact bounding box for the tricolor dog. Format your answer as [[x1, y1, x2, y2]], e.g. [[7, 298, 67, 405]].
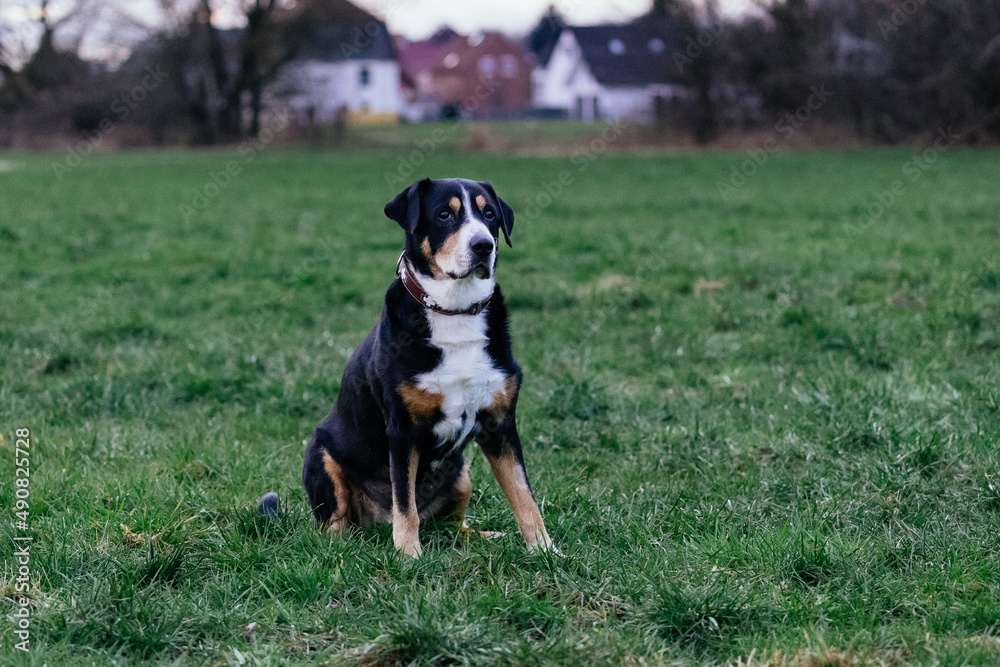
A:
[[294, 178, 552, 557]]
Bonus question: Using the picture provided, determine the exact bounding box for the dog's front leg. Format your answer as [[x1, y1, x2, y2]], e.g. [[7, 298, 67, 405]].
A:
[[478, 413, 553, 552], [389, 444, 421, 557]]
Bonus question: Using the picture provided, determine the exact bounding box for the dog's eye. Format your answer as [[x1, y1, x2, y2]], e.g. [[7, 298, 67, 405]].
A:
[[483, 209, 495, 221], [437, 210, 451, 220]]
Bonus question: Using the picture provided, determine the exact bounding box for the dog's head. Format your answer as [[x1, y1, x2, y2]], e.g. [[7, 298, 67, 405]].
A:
[[385, 178, 514, 281]]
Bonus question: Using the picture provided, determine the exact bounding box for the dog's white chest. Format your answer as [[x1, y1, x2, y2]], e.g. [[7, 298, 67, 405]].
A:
[[415, 312, 506, 448]]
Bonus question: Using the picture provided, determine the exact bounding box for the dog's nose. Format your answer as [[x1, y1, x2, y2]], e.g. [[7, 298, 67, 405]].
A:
[[471, 237, 494, 257]]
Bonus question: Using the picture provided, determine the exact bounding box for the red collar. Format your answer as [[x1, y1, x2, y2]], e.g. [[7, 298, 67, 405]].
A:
[[397, 255, 492, 316]]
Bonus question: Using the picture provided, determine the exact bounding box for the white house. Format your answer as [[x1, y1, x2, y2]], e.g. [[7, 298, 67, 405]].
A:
[[268, 0, 401, 124], [532, 23, 689, 123], [275, 56, 401, 123]]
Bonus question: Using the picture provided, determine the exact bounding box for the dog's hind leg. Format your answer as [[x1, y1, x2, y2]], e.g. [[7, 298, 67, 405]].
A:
[[442, 462, 502, 538], [303, 438, 351, 534], [449, 461, 472, 527]]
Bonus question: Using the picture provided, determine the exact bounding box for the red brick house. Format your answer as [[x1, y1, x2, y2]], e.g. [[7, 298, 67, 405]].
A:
[[396, 29, 533, 120]]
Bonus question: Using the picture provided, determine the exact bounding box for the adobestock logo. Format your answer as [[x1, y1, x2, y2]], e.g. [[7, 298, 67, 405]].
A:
[[717, 85, 834, 202]]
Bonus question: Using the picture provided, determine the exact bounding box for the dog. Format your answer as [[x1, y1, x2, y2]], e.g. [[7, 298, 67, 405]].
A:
[[284, 178, 552, 557]]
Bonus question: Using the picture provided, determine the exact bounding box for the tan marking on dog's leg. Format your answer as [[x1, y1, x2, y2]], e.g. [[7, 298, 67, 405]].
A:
[[487, 375, 520, 418], [321, 450, 351, 535], [392, 449, 421, 557], [486, 454, 552, 551], [452, 462, 472, 526], [475, 195, 486, 211], [449, 463, 501, 540], [398, 382, 443, 422], [352, 491, 389, 527], [448, 196, 461, 213]]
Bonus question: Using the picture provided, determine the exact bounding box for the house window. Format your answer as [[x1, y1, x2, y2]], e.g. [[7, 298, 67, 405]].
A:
[[359, 67, 370, 86], [478, 55, 496, 77], [501, 54, 517, 78]]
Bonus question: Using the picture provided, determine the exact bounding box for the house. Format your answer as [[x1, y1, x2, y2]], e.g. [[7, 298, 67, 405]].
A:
[[268, 0, 401, 124], [532, 21, 689, 123], [829, 28, 890, 79], [396, 29, 534, 121]]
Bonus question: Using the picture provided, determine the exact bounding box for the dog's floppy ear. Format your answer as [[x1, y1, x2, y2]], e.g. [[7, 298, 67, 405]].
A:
[[384, 178, 430, 233], [480, 181, 514, 247]]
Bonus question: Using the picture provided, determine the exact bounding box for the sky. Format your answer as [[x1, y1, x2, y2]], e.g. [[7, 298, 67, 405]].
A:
[[353, 0, 657, 40], [0, 0, 753, 65], [351, 0, 751, 40]]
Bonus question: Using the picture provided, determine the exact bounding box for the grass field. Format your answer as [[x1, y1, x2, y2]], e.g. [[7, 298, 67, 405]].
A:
[[1, 136, 1000, 666]]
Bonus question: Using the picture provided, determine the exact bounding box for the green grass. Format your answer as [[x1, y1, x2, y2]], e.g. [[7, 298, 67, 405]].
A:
[[318, 120, 643, 152], [1, 138, 1000, 666]]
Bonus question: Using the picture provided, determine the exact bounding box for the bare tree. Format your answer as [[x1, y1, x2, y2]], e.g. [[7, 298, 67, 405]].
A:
[[100, 0, 289, 143], [0, 0, 18, 90], [25, 0, 77, 89], [0, 0, 102, 147], [643, 0, 721, 143], [194, 0, 289, 140]]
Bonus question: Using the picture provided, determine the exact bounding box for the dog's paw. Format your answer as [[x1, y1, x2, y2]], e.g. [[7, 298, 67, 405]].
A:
[[398, 540, 422, 558], [394, 531, 422, 558], [529, 541, 564, 557], [526, 530, 562, 556], [393, 515, 421, 558], [459, 523, 504, 540]]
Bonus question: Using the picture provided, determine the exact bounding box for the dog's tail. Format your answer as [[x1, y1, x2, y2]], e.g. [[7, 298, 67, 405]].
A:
[[258, 492, 280, 520]]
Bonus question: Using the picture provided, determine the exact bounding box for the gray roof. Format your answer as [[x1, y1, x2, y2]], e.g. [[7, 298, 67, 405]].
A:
[[277, 0, 396, 62], [290, 21, 397, 62], [569, 21, 686, 87]]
